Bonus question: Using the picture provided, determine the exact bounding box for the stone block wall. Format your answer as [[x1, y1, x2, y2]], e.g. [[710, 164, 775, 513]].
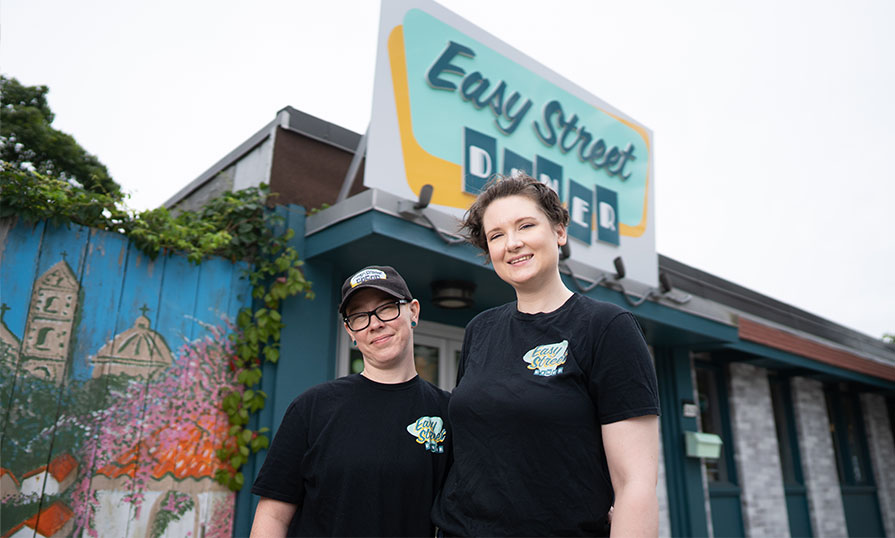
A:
[[860, 393, 895, 537], [791, 377, 847, 537], [728, 363, 790, 537]]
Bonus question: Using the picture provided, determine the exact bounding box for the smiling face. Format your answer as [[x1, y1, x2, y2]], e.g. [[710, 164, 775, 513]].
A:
[[482, 194, 568, 292], [343, 288, 419, 373]]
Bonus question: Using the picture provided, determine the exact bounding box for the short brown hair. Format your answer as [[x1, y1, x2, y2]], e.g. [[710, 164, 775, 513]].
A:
[[461, 172, 570, 255]]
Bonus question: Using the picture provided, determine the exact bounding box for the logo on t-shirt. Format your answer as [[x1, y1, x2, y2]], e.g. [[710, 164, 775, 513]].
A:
[[406, 416, 446, 453], [522, 340, 569, 377]]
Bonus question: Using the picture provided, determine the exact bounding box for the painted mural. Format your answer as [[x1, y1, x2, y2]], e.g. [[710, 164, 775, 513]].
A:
[[0, 218, 251, 538]]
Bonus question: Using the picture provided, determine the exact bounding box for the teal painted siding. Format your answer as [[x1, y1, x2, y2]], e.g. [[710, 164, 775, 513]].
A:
[[234, 205, 344, 537]]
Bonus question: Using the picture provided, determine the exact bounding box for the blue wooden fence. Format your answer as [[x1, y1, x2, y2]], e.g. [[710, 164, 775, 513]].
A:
[[0, 217, 251, 538]]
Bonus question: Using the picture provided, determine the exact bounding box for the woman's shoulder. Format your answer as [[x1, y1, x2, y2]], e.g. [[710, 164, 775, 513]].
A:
[[417, 377, 451, 402], [567, 295, 637, 332], [563, 293, 631, 325], [288, 374, 363, 408], [572, 294, 631, 318], [467, 301, 516, 329]]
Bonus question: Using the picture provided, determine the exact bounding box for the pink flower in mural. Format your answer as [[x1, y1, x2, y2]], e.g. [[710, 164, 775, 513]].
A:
[[67, 323, 240, 537], [205, 494, 237, 538]]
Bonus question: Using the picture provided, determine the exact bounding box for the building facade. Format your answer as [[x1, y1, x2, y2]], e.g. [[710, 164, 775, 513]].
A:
[[167, 106, 895, 538]]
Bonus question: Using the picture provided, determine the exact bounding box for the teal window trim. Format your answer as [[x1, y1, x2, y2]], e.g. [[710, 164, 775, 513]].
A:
[[839, 485, 880, 495], [887, 397, 895, 448], [707, 483, 741, 496], [655, 346, 710, 538]]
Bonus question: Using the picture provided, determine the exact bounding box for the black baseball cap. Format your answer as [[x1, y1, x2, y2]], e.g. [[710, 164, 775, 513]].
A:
[[339, 265, 413, 315]]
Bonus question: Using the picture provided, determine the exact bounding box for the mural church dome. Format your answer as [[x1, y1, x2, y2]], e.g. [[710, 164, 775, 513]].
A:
[[90, 309, 173, 379]]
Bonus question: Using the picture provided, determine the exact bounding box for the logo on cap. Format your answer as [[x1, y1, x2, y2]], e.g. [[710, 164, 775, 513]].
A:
[[350, 268, 387, 288]]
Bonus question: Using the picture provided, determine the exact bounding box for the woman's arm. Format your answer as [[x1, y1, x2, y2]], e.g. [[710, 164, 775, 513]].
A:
[[602, 414, 659, 537], [250, 497, 298, 538]]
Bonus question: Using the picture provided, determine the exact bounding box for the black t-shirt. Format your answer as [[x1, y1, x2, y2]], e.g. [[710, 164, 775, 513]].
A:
[[432, 294, 659, 537], [252, 374, 451, 537]]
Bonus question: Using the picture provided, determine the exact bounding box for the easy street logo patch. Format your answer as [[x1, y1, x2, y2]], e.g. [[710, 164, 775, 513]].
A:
[[349, 268, 387, 288], [406, 416, 446, 453], [522, 340, 568, 377]]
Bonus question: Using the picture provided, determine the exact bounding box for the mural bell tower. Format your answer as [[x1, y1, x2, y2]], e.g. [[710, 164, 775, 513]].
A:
[[21, 259, 80, 385]]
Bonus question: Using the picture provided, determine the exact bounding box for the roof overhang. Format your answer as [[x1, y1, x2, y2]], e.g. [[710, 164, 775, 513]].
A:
[[302, 189, 895, 391]]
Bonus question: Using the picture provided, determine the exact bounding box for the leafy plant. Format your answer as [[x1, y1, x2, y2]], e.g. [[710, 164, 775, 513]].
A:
[[215, 219, 314, 491], [0, 165, 127, 229], [1, 75, 119, 196]]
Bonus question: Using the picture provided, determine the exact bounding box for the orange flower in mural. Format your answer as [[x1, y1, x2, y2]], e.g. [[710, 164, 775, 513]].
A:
[[66, 324, 240, 538], [96, 413, 233, 482]]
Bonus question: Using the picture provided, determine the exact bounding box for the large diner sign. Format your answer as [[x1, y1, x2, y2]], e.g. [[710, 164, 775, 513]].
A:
[[367, 0, 657, 286]]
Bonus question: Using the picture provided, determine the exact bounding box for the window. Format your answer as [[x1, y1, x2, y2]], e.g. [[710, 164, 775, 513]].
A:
[[768, 374, 804, 487], [825, 384, 885, 537], [694, 362, 734, 485], [825, 385, 873, 486], [887, 396, 895, 450]]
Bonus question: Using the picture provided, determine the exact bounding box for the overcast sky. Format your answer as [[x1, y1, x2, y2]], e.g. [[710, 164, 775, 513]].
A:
[[3, 0, 893, 340]]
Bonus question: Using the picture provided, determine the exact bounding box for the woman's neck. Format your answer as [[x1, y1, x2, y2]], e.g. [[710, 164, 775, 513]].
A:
[[515, 273, 573, 314], [361, 355, 418, 384]]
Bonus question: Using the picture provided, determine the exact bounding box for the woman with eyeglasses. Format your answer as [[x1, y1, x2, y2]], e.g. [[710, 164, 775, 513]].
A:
[[432, 173, 660, 537], [251, 265, 451, 538]]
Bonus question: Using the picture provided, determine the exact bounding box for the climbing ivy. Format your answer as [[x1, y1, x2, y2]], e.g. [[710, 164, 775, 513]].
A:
[[0, 162, 313, 491]]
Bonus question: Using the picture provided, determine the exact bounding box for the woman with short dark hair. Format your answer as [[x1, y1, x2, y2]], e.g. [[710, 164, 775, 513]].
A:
[[433, 173, 660, 537], [251, 265, 450, 537]]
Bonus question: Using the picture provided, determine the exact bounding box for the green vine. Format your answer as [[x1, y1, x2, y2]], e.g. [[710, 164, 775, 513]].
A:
[[213, 200, 314, 491], [0, 162, 313, 491]]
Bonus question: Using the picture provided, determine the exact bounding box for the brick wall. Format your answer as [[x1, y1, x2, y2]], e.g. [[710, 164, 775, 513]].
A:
[[791, 377, 847, 537], [860, 393, 895, 537], [728, 363, 791, 537]]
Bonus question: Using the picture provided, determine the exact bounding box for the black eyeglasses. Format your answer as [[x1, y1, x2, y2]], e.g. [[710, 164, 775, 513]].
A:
[[344, 300, 408, 331]]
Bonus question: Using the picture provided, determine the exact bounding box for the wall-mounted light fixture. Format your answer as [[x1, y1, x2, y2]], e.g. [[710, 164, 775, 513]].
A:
[[560, 247, 690, 307], [619, 269, 692, 307], [559, 242, 624, 293], [398, 184, 465, 245], [431, 280, 476, 309]]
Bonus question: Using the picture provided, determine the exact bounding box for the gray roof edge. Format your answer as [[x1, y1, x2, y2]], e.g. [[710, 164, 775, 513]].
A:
[[278, 106, 362, 152], [658, 254, 895, 359], [163, 118, 278, 208], [164, 107, 363, 210]]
